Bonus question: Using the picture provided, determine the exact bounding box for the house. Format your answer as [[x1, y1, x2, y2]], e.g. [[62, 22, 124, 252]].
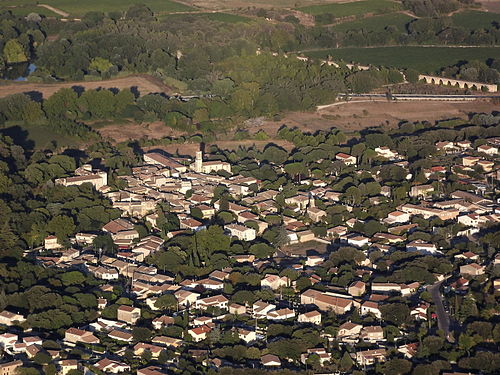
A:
[[55, 169, 108, 190], [225, 224, 256, 241], [337, 321, 362, 343], [117, 305, 141, 325], [179, 218, 205, 232], [285, 194, 311, 211], [462, 156, 480, 167], [346, 234, 370, 248], [229, 303, 246, 315], [0, 361, 22, 375], [410, 184, 434, 198], [44, 235, 62, 250], [252, 301, 276, 318], [300, 289, 353, 314], [477, 144, 498, 155], [58, 360, 78, 375], [375, 147, 398, 159], [336, 152, 357, 166], [152, 335, 183, 348], [400, 204, 459, 221], [398, 343, 418, 359], [460, 263, 485, 276], [297, 310, 322, 325], [300, 348, 331, 365], [348, 281, 366, 297], [103, 219, 135, 235], [261, 354, 281, 367], [261, 274, 289, 290], [108, 329, 133, 343], [152, 315, 175, 330], [356, 348, 387, 366], [64, 328, 99, 345], [267, 308, 295, 321], [406, 240, 440, 255], [94, 358, 130, 373], [188, 325, 212, 342], [371, 282, 401, 294], [133, 343, 163, 358], [195, 295, 228, 311], [361, 301, 382, 319], [174, 289, 200, 307], [0, 333, 18, 349], [384, 211, 410, 225], [360, 326, 384, 342], [0, 311, 26, 326], [307, 207, 327, 222], [237, 328, 256, 343]]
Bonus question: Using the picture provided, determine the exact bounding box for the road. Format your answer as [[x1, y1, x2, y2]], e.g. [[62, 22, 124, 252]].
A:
[[427, 279, 454, 342]]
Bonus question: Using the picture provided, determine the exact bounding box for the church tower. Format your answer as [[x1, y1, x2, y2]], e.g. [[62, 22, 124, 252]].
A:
[[194, 151, 203, 173]]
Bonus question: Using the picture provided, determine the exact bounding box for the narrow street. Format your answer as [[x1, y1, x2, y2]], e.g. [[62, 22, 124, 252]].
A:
[[427, 279, 454, 342]]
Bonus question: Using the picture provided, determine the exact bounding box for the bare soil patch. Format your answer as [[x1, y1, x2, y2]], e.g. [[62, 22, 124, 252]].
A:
[[479, 0, 500, 13], [96, 121, 183, 143], [0, 74, 171, 100], [253, 100, 498, 134]]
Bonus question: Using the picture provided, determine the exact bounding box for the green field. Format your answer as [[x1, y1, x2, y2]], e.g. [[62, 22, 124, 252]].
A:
[[452, 10, 500, 30], [7, 5, 61, 17], [1, 0, 195, 16], [332, 13, 414, 32], [304, 46, 500, 72], [162, 12, 250, 23], [298, 0, 400, 17]]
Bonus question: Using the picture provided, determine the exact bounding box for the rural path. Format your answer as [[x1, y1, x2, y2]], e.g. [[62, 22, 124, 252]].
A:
[[0, 74, 172, 99], [427, 278, 454, 342], [38, 4, 70, 18]]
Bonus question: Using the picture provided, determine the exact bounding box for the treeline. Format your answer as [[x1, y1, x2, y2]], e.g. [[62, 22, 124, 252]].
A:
[[441, 60, 500, 84], [337, 16, 500, 49], [402, 0, 476, 17]]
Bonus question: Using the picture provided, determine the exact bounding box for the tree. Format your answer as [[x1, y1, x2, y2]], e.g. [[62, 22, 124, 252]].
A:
[[133, 327, 152, 342], [3, 39, 27, 64], [380, 303, 410, 326], [339, 351, 353, 372], [154, 294, 177, 311], [383, 358, 412, 375], [60, 271, 86, 286]]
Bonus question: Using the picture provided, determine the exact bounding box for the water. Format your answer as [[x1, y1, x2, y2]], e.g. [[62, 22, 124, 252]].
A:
[[2, 63, 37, 81]]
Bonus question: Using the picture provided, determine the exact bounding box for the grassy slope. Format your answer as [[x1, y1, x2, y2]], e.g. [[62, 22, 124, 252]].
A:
[[332, 13, 414, 32], [304, 46, 500, 73], [452, 10, 499, 29]]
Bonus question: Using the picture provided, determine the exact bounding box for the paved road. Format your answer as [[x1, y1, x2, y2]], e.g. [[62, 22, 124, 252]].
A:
[[427, 279, 454, 342]]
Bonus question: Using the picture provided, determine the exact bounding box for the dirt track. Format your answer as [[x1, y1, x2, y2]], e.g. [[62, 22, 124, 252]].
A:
[[0, 74, 171, 100]]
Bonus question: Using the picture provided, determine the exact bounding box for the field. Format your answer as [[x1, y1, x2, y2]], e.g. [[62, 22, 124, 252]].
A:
[[251, 100, 499, 135], [161, 12, 250, 23], [7, 5, 61, 17], [452, 10, 500, 29], [1, 0, 195, 16], [331, 13, 414, 32], [0, 74, 171, 100], [180, 0, 353, 11], [298, 0, 400, 17], [304, 46, 500, 72]]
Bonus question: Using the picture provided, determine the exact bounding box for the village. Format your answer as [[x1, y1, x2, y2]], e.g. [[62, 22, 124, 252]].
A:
[[0, 128, 498, 375]]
